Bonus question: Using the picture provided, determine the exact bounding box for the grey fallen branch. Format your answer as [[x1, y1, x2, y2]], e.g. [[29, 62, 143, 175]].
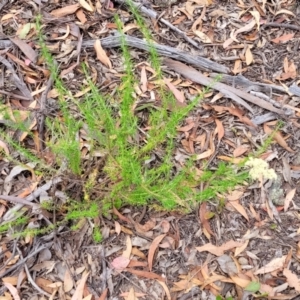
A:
[[209, 73, 287, 94], [114, 0, 201, 49], [163, 58, 287, 116], [81, 33, 229, 74]]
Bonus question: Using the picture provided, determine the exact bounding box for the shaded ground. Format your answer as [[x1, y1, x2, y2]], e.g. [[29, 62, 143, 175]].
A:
[[0, 0, 300, 299]]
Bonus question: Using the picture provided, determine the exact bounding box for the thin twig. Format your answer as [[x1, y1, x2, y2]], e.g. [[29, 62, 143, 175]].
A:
[[262, 22, 300, 31], [16, 247, 52, 297]]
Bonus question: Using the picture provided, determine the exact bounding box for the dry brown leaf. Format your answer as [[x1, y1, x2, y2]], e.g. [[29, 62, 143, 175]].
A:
[[148, 234, 166, 271], [245, 46, 253, 65], [229, 275, 251, 288], [115, 221, 121, 235], [227, 190, 244, 201], [199, 202, 214, 238], [177, 122, 195, 132], [63, 270, 73, 293], [275, 9, 296, 17], [223, 19, 256, 48], [164, 78, 185, 104], [79, 0, 94, 12], [122, 235, 132, 259], [71, 272, 90, 300], [140, 66, 148, 93], [194, 30, 212, 43], [76, 9, 87, 24], [113, 207, 131, 223], [2, 277, 18, 286], [217, 156, 244, 164], [233, 146, 248, 157], [3, 283, 20, 300], [283, 268, 300, 292], [134, 218, 156, 233], [234, 240, 249, 256], [196, 149, 213, 160], [125, 268, 165, 281], [228, 200, 249, 221], [50, 4, 80, 17], [284, 188, 296, 212], [255, 256, 287, 275], [271, 33, 295, 44], [10, 38, 37, 63], [196, 240, 243, 256], [94, 40, 112, 69], [214, 118, 224, 142], [157, 281, 171, 300], [131, 247, 147, 260], [263, 124, 295, 153]]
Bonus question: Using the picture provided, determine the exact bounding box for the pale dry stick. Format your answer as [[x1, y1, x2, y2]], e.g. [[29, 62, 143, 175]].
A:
[[163, 58, 286, 115], [114, 0, 201, 49]]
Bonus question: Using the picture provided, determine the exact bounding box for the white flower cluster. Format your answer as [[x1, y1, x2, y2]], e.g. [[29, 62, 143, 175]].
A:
[[245, 158, 277, 181]]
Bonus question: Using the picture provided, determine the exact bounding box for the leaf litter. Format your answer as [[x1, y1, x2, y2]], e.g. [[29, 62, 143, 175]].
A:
[[0, 0, 300, 299]]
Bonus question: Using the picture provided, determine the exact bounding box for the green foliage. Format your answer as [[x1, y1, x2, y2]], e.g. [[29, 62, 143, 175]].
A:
[[92, 226, 103, 243], [0, 7, 273, 239]]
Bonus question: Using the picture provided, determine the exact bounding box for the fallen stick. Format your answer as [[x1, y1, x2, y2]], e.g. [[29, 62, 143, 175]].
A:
[[163, 58, 286, 115], [114, 0, 201, 49], [81, 33, 229, 73]]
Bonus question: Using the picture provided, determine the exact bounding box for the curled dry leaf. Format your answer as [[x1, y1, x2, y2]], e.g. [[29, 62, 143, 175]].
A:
[[233, 145, 248, 157], [125, 268, 165, 281], [50, 4, 80, 17], [263, 124, 295, 153], [94, 40, 112, 69], [196, 240, 243, 256], [214, 118, 224, 142], [164, 78, 185, 104], [148, 234, 166, 271], [10, 37, 37, 63], [3, 282, 20, 300], [79, 0, 94, 12], [284, 188, 296, 212], [228, 200, 249, 222], [254, 255, 287, 275], [271, 33, 295, 44], [283, 268, 300, 292]]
